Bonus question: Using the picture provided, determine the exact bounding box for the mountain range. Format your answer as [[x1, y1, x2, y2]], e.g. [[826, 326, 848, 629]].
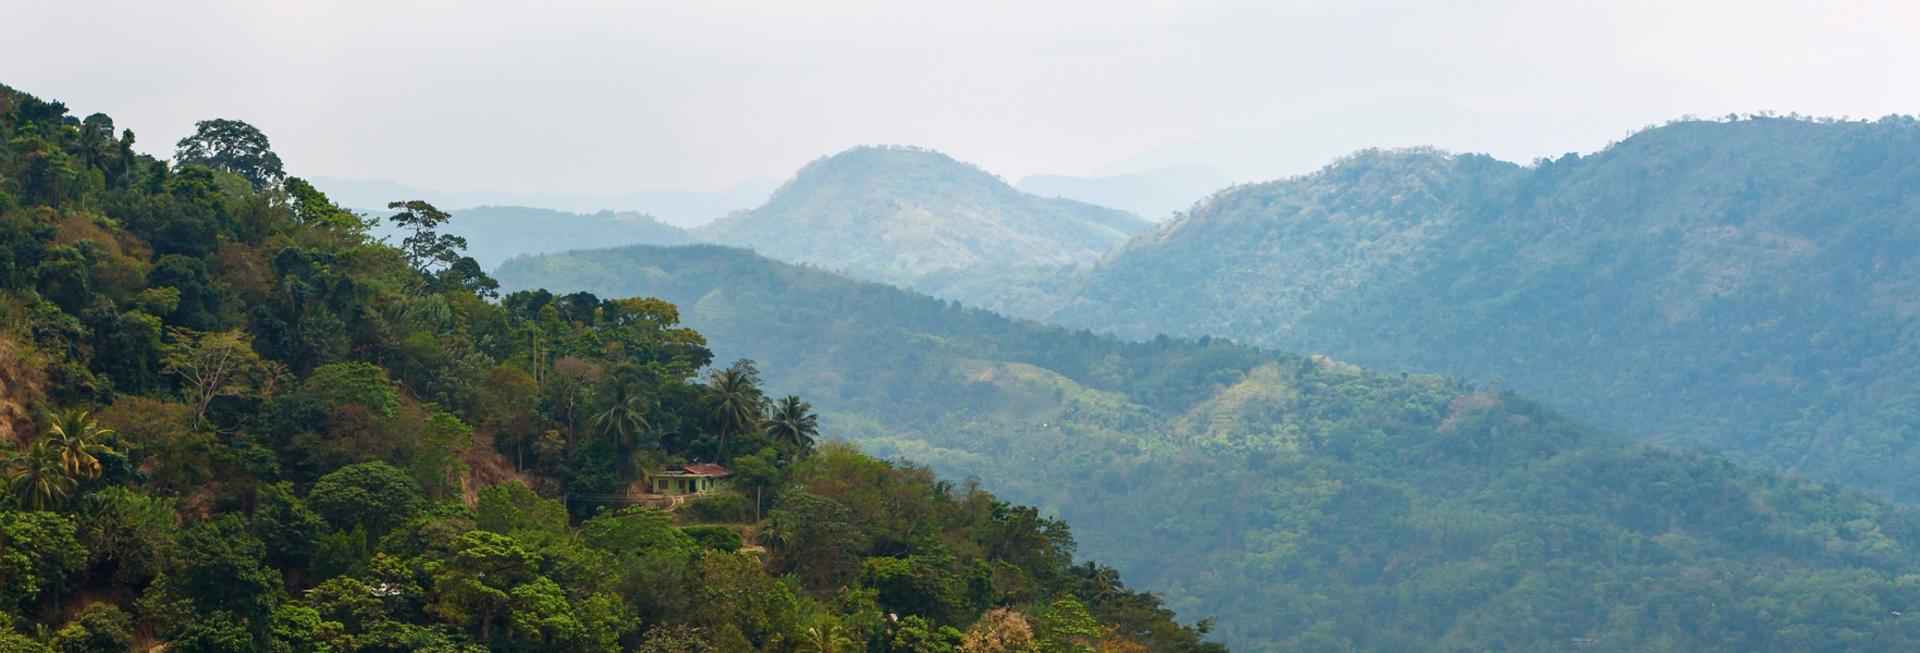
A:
[[497, 243, 1920, 651], [366, 205, 693, 269], [311, 175, 778, 228], [933, 116, 1920, 504]]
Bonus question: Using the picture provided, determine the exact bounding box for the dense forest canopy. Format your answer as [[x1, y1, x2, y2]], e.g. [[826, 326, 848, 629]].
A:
[[502, 243, 1920, 651], [920, 116, 1920, 505], [0, 84, 1218, 653], [694, 146, 1150, 289]]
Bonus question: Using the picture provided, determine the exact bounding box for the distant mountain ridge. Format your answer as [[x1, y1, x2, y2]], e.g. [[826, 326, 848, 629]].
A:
[[311, 175, 776, 228], [694, 145, 1151, 287], [497, 243, 1920, 651], [941, 115, 1920, 502], [368, 205, 692, 269], [1015, 165, 1233, 222]]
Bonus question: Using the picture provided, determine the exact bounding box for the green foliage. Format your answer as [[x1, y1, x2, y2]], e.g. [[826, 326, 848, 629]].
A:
[[297, 362, 401, 419], [173, 118, 285, 189], [253, 482, 325, 569], [1035, 597, 1099, 653], [891, 615, 965, 653], [75, 488, 176, 588], [765, 394, 820, 453], [50, 603, 134, 653], [685, 491, 754, 523], [0, 628, 46, 653], [579, 507, 695, 554], [0, 511, 85, 615], [683, 525, 742, 552], [308, 461, 424, 533], [474, 481, 567, 536]]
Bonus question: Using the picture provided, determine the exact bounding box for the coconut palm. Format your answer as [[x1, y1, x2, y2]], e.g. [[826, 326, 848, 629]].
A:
[[703, 362, 765, 462], [44, 408, 114, 479], [591, 379, 652, 449], [800, 622, 852, 653], [762, 395, 819, 454], [8, 441, 77, 510]]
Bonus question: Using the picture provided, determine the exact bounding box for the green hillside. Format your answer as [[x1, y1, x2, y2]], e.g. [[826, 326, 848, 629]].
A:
[[935, 116, 1920, 503], [500, 243, 1920, 651], [0, 85, 1217, 652], [694, 146, 1150, 288]]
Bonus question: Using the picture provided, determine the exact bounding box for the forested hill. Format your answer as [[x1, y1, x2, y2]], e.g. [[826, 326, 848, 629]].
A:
[[501, 242, 1920, 651], [932, 116, 1920, 503], [0, 84, 1220, 652], [694, 146, 1150, 288]]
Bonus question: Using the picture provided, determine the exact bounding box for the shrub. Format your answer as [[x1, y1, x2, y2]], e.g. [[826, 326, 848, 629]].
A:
[[683, 525, 742, 553], [685, 492, 754, 523]]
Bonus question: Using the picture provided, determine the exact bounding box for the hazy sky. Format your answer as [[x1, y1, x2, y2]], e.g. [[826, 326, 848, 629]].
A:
[[9, 0, 1919, 194]]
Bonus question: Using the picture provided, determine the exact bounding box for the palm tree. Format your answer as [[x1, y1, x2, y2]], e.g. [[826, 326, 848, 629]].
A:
[[762, 395, 819, 454], [8, 441, 77, 510], [591, 379, 652, 449], [44, 408, 114, 479], [703, 362, 765, 463], [800, 622, 852, 653]]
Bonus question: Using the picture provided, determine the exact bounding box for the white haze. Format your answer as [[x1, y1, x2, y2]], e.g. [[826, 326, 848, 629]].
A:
[[7, 0, 1918, 198]]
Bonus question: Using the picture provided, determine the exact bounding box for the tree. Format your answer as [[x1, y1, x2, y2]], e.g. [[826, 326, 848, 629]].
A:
[[960, 610, 1038, 653], [167, 515, 283, 625], [1034, 597, 1099, 653], [801, 619, 855, 653], [591, 376, 652, 450], [890, 615, 965, 653], [386, 200, 467, 274], [703, 360, 765, 462], [42, 409, 115, 479], [635, 625, 712, 653], [307, 461, 425, 533], [173, 118, 285, 189], [474, 481, 567, 536], [76, 488, 178, 588], [505, 577, 585, 650], [252, 482, 326, 569], [763, 395, 820, 454], [50, 603, 135, 653], [0, 511, 86, 615], [429, 531, 539, 642], [161, 328, 270, 429], [7, 441, 76, 510], [767, 492, 864, 591]]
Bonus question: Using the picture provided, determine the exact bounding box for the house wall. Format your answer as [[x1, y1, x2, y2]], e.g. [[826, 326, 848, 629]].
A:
[[652, 475, 717, 494]]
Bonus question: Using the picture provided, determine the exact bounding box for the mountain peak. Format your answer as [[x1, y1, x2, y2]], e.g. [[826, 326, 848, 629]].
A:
[[698, 145, 1149, 287]]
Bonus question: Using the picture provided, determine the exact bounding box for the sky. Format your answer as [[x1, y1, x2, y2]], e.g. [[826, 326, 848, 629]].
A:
[[8, 0, 1920, 195]]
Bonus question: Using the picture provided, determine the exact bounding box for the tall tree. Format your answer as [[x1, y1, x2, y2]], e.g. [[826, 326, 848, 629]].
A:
[[762, 395, 819, 454], [43, 409, 114, 480], [7, 441, 76, 510], [161, 329, 270, 429], [702, 360, 764, 463], [386, 200, 467, 275], [173, 118, 285, 189], [592, 377, 652, 450]]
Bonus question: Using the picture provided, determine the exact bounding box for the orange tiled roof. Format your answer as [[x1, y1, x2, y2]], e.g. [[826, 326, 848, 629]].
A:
[[679, 463, 734, 477]]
